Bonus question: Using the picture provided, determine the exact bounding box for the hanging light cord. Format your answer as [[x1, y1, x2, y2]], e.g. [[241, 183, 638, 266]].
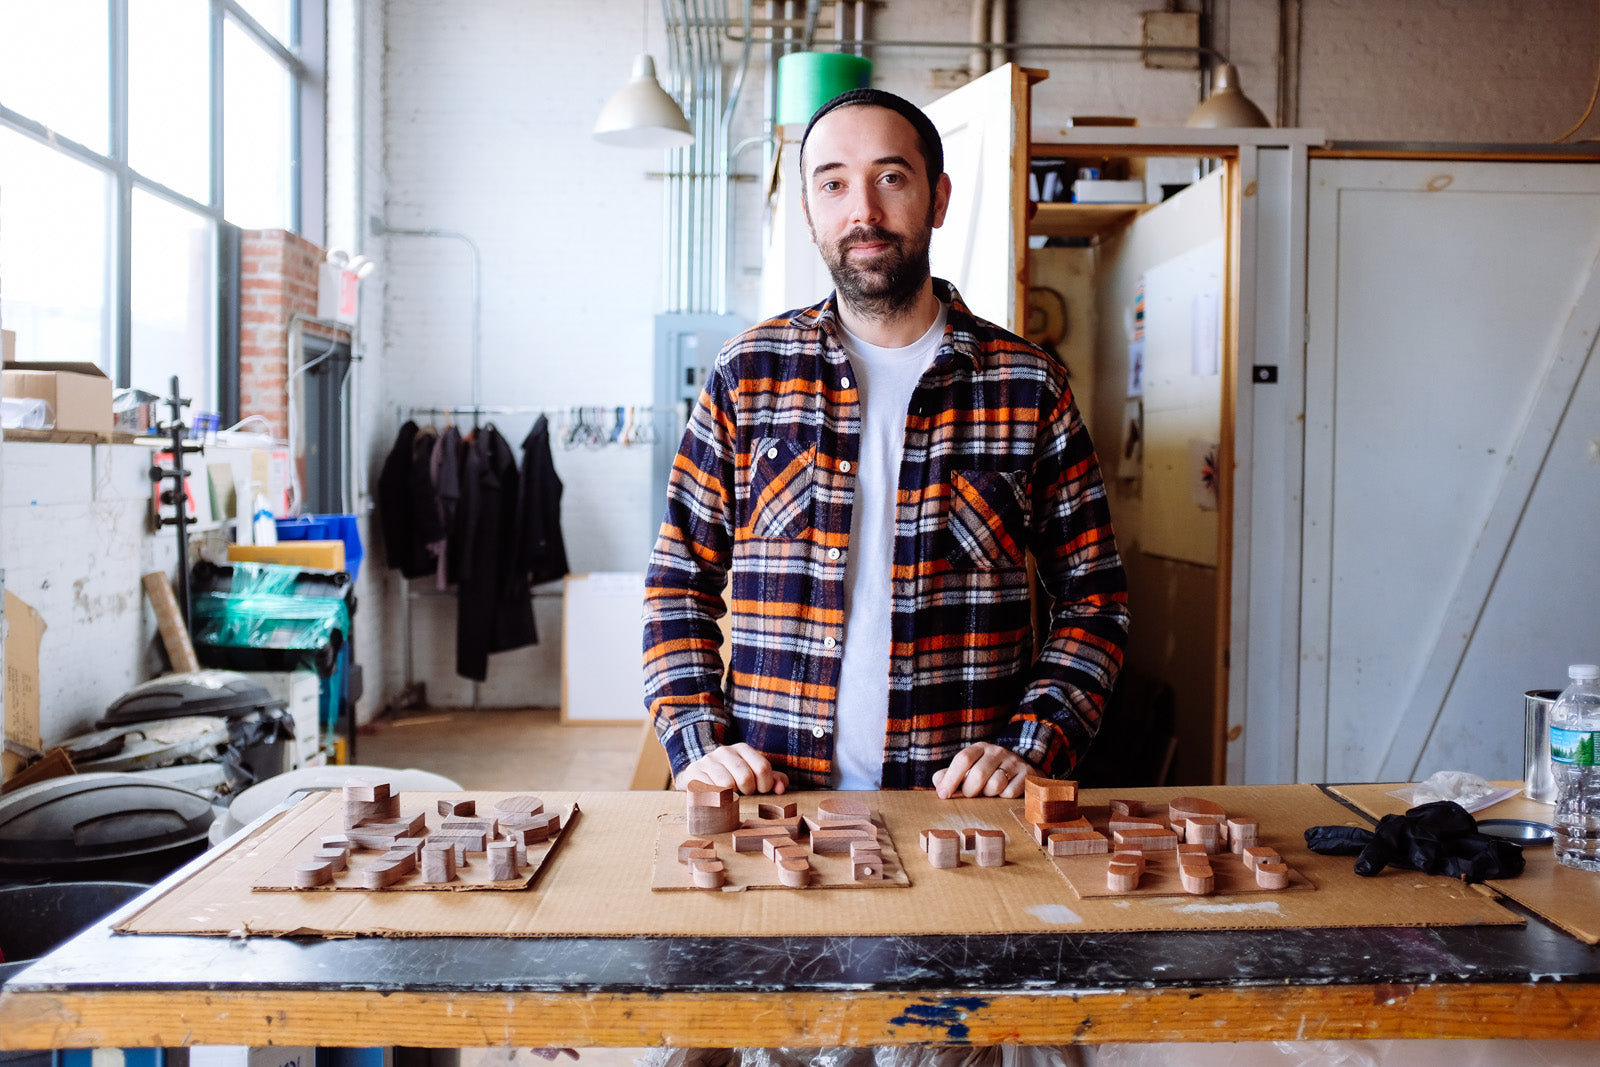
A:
[[1554, 0, 1600, 142]]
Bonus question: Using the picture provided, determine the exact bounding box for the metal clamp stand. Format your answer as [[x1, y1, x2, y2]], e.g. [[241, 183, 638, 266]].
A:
[[147, 376, 204, 627]]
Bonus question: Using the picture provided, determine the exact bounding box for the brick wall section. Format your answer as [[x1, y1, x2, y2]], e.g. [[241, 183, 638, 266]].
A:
[[238, 229, 347, 439]]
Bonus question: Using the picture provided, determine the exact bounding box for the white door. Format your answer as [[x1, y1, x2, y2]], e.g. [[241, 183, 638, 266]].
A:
[[1299, 158, 1600, 783], [924, 64, 1040, 333]]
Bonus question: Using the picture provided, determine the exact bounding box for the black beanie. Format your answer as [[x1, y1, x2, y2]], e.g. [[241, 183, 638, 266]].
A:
[[798, 88, 945, 190]]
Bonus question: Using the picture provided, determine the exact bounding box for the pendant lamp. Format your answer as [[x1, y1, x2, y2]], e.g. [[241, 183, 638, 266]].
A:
[[593, 53, 694, 148], [1184, 62, 1271, 129]]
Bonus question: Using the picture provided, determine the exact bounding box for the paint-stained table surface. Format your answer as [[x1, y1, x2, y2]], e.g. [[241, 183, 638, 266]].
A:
[[2, 785, 1599, 1048]]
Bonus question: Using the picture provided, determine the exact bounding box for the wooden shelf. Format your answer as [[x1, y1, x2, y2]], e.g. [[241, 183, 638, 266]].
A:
[[1030, 201, 1152, 242]]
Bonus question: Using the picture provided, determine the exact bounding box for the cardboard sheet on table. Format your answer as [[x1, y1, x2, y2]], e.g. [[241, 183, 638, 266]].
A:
[[1011, 805, 1316, 898], [115, 786, 1520, 939], [1328, 781, 1599, 944], [651, 809, 910, 890], [248, 791, 576, 892]]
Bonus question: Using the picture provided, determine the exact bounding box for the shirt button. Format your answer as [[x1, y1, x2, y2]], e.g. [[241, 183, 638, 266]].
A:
[[823, 636, 837, 649], [827, 547, 841, 560], [811, 725, 826, 739], [767, 447, 778, 459], [839, 460, 852, 473], [840, 376, 851, 389]]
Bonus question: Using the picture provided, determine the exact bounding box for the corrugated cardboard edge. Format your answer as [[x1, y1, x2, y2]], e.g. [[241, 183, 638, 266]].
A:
[[114, 787, 1522, 939], [1329, 781, 1598, 944]]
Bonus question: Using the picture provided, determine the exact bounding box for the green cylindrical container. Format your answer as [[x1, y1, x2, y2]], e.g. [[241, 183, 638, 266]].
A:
[[776, 52, 873, 126]]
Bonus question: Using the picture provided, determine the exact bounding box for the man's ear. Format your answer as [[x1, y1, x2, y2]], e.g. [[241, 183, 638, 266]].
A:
[[931, 173, 952, 229]]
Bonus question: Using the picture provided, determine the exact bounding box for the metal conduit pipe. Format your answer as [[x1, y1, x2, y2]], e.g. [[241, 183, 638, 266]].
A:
[[724, 28, 1224, 66]]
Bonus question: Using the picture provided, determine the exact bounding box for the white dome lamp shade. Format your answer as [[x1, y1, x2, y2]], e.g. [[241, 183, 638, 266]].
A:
[[594, 53, 694, 148], [1185, 62, 1271, 129]]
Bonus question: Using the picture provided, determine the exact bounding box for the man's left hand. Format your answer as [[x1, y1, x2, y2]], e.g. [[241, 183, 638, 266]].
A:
[[932, 742, 1033, 799]]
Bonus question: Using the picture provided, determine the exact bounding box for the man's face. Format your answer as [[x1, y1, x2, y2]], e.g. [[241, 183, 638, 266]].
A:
[[801, 105, 951, 319]]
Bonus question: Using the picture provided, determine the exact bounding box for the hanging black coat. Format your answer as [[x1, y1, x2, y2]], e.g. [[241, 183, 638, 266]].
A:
[[377, 420, 431, 576], [515, 415, 570, 588], [454, 424, 537, 681]]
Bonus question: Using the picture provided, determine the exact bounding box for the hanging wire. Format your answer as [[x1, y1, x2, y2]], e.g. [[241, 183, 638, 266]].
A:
[[1554, 0, 1600, 142]]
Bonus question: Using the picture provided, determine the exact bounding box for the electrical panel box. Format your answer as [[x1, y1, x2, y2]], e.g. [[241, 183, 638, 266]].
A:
[[651, 313, 745, 540]]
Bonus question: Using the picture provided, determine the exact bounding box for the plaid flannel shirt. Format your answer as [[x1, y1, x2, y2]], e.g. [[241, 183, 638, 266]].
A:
[[643, 282, 1129, 789]]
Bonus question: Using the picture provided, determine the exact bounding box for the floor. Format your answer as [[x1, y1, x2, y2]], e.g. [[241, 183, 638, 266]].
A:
[[353, 705, 649, 1067], [355, 706, 642, 791]]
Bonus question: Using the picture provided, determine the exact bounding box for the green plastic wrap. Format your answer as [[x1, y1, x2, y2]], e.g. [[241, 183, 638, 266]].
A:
[[191, 562, 350, 676]]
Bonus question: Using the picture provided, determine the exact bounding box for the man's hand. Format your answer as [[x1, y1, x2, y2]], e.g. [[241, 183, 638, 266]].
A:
[[931, 742, 1033, 799], [674, 742, 790, 795]]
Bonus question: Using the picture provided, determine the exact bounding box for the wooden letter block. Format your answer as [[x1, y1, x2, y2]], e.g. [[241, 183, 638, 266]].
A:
[[1108, 814, 1168, 834], [1108, 799, 1147, 818], [764, 838, 809, 863], [1106, 858, 1142, 893], [294, 860, 334, 888], [344, 778, 392, 804], [1023, 775, 1079, 825], [1255, 861, 1291, 890], [921, 828, 960, 869], [486, 840, 518, 881], [815, 797, 871, 823], [678, 838, 714, 862], [970, 828, 1006, 867], [313, 847, 349, 871], [437, 799, 476, 818], [777, 857, 811, 888], [1243, 846, 1280, 871], [850, 842, 885, 881], [1112, 827, 1178, 852], [1228, 818, 1259, 853], [1176, 842, 1207, 857], [1168, 796, 1226, 827], [811, 826, 875, 854], [685, 780, 740, 835], [732, 826, 794, 853], [689, 857, 726, 889], [320, 835, 352, 851], [1111, 851, 1147, 875], [1184, 818, 1222, 854], [494, 795, 544, 818], [1030, 818, 1093, 846], [360, 850, 416, 889], [1179, 860, 1215, 896], [1047, 830, 1108, 856], [420, 842, 457, 884], [756, 801, 797, 821]]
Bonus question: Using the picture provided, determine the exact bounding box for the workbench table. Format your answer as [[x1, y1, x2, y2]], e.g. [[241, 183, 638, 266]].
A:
[[2, 785, 1598, 1048]]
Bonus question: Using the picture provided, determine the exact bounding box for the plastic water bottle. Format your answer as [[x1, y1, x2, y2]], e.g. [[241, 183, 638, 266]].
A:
[[1551, 663, 1600, 871]]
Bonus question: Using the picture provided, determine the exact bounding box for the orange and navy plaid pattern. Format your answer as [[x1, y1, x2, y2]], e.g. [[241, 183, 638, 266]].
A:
[[643, 283, 1129, 790]]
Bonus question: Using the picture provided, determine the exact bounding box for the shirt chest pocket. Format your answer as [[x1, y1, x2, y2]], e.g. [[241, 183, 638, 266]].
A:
[[747, 437, 818, 540], [946, 468, 1031, 569]]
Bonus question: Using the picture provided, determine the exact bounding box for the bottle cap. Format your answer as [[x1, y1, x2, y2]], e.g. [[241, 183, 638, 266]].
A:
[[1569, 663, 1600, 681]]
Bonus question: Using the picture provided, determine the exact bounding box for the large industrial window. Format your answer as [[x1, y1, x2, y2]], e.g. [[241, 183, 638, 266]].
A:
[[0, 0, 325, 422]]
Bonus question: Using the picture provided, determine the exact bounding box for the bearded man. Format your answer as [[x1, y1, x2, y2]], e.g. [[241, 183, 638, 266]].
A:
[[643, 88, 1129, 800]]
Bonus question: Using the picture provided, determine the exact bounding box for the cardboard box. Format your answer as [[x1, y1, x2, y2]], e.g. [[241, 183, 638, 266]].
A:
[[1, 329, 15, 362], [1, 361, 113, 434], [3, 592, 47, 786], [1072, 178, 1146, 204]]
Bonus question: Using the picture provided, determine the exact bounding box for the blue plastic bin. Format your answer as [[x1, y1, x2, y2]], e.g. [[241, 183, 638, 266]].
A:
[[276, 513, 363, 580]]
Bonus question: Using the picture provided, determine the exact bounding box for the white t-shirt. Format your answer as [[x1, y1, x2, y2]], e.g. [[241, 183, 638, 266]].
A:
[[831, 304, 948, 789]]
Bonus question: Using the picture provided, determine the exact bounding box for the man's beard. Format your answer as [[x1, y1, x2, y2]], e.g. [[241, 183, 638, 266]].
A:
[[817, 219, 933, 322]]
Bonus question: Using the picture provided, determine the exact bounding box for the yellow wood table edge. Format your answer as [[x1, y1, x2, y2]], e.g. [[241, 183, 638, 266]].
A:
[[4, 984, 1599, 1049]]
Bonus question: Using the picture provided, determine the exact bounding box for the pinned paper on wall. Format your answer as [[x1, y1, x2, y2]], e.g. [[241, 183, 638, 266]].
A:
[[1190, 439, 1219, 511], [1127, 338, 1145, 397], [1191, 290, 1220, 377]]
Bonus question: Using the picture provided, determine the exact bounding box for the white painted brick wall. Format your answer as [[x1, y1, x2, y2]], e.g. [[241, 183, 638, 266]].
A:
[[368, 0, 1600, 709]]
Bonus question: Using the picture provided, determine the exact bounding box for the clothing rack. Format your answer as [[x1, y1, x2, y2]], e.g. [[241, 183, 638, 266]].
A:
[[393, 402, 651, 709]]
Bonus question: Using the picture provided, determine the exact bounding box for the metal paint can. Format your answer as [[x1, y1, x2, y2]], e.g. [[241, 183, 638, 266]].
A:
[[1526, 688, 1562, 804]]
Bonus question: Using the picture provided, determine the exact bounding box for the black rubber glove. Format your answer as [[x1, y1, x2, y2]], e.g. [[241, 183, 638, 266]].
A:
[[1304, 800, 1525, 882]]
